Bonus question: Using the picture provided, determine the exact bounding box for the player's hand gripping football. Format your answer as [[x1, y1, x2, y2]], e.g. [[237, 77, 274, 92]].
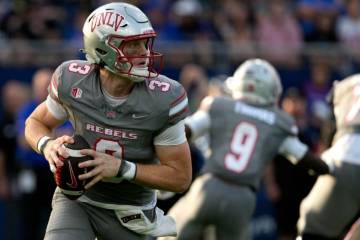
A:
[[43, 135, 74, 172], [78, 149, 122, 189]]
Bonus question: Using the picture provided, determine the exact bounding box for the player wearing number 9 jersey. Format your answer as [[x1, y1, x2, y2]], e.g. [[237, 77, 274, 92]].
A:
[[24, 2, 192, 240], [163, 59, 332, 240]]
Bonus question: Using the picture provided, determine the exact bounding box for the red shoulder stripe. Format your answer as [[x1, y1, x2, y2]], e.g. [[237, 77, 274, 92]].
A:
[[169, 106, 189, 122], [171, 89, 186, 107]]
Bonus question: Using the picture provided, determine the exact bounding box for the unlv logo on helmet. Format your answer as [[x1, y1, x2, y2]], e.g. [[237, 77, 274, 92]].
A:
[[90, 12, 125, 32]]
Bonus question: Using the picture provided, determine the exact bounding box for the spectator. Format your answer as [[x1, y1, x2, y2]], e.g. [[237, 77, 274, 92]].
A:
[[256, 0, 303, 67], [296, 0, 342, 41], [306, 11, 338, 43], [303, 58, 333, 150], [163, 0, 216, 67], [337, 0, 360, 62], [0, 80, 30, 240], [213, 0, 256, 64]]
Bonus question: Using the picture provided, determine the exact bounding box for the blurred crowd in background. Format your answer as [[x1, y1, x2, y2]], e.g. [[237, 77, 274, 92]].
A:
[[0, 0, 359, 239]]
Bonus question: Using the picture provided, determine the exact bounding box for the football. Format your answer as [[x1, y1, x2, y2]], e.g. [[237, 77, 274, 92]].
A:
[[55, 135, 92, 200]]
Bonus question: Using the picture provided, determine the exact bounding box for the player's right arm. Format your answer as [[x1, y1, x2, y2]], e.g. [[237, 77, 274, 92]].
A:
[[25, 66, 73, 170], [185, 96, 213, 140], [278, 136, 332, 175]]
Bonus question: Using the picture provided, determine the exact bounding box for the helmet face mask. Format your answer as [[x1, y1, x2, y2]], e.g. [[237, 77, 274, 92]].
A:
[[82, 2, 163, 82], [107, 35, 163, 79], [226, 59, 283, 106]]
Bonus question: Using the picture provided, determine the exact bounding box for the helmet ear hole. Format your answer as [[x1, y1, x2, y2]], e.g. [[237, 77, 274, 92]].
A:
[[96, 48, 107, 55]]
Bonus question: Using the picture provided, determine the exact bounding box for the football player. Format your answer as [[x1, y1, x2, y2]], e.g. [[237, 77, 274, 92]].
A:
[[297, 74, 360, 240], [24, 2, 192, 240], [162, 59, 333, 240]]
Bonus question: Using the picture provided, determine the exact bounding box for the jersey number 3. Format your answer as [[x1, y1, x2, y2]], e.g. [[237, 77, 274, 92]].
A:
[[68, 63, 91, 75], [224, 122, 258, 173]]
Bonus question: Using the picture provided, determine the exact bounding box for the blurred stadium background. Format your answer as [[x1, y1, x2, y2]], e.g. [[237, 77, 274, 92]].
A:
[[0, 0, 358, 239]]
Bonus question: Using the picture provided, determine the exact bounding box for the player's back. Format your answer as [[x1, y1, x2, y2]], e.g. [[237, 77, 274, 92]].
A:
[[203, 97, 296, 190]]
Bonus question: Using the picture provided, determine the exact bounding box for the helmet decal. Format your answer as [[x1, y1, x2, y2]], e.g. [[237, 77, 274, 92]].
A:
[[90, 12, 125, 32]]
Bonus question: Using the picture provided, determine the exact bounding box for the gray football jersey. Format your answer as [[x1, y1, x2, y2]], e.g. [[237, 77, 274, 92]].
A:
[[203, 97, 297, 190], [331, 74, 360, 138], [49, 60, 189, 206]]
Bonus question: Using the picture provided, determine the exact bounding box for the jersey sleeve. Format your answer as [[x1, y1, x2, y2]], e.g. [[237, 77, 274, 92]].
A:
[[48, 63, 65, 103], [45, 95, 67, 120], [154, 120, 186, 145], [168, 82, 190, 125], [46, 63, 68, 120], [278, 136, 308, 164]]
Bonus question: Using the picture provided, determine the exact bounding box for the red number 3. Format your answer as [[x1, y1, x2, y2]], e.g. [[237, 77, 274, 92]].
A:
[[68, 63, 91, 75]]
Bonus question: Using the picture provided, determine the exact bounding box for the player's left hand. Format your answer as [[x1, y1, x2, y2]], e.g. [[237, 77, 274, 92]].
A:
[[78, 149, 122, 189]]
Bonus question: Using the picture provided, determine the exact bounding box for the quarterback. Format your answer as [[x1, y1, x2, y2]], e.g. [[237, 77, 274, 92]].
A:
[[24, 2, 192, 240]]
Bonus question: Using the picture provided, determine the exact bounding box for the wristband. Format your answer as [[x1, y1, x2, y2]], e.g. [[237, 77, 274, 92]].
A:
[[37, 136, 52, 155], [116, 160, 137, 180]]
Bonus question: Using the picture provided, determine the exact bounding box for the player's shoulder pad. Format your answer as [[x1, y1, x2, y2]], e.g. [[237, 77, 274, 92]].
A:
[[59, 60, 95, 77], [51, 60, 96, 99], [146, 75, 187, 104], [275, 108, 298, 136], [54, 60, 96, 94], [147, 74, 183, 91], [146, 75, 189, 120]]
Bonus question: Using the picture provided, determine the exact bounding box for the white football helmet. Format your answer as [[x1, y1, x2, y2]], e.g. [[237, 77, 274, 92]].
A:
[[225, 59, 283, 105], [82, 2, 163, 82]]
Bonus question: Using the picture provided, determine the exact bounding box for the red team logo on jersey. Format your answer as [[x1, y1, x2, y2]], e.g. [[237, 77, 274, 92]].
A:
[[71, 88, 83, 99], [106, 111, 116, 119]]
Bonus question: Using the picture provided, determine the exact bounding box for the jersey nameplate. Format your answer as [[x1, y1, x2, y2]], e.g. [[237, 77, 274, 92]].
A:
[[234, 102, 275, 125]]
